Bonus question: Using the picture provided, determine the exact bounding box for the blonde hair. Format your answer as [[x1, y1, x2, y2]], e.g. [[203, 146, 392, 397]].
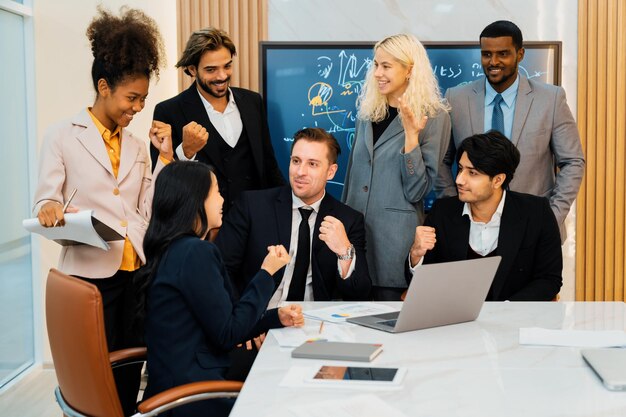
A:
[[357, 34, 449, 123]]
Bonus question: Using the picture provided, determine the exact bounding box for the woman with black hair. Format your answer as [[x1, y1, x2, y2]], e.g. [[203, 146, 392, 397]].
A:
[[137, 161, 303, 417], [32, 7, 171, 413]]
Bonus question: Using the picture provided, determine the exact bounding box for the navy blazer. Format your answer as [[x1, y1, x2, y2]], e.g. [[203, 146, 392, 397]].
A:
[[408, 191, 562, 301], [151, 85, 285, 186], [215, 186, 372, 301], [144, 236, 281, 417]]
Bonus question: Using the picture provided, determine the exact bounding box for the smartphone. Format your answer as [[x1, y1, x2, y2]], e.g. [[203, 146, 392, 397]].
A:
[[308, 365, 406, 385]]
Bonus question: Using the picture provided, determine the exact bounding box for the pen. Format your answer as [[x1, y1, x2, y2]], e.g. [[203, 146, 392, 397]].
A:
[[318, 320, 324, 334], [54, 188, 77, 227]]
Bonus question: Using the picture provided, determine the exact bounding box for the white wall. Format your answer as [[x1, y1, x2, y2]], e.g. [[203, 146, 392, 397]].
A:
[[268, 0, 579, 300], [32, 0, 178, 364]]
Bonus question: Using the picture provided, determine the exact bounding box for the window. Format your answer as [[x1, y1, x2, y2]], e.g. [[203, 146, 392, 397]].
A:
[[0, 0, 35, 388]]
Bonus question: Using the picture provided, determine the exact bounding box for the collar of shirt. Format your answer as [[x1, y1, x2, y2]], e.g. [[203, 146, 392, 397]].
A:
[[291, 191, 324, 213], [196, 87, 242, 148], [485, 75, 519, 109], [87, 107, 121, 141], [196, 87, 238, 115], [463, 190, 507, 224], [463, 190, 507, 256]]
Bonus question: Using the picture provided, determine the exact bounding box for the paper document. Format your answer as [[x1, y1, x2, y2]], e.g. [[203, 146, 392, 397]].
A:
[[23, 210, 124, 250], [287, 394, 408, 417], [270, 322, 355, 347], [303, 303, 398, 323], [519, 327, 626, 348]]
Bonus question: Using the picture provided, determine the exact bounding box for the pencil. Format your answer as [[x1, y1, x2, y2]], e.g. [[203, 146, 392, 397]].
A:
[[318, 320, 324, 334], [54, 188, 77, 227]]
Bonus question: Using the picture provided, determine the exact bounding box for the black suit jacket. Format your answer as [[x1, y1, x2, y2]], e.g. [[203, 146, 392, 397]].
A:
[[215, 186, 372, 301], [144, 236, 281, 417], [409, 191, 562, 301], [151, 85, 285, 188]]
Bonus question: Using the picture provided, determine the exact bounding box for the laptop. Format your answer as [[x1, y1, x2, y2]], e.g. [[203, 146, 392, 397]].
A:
[[582, 348, 626, 391], [347, 256, 501, 333]]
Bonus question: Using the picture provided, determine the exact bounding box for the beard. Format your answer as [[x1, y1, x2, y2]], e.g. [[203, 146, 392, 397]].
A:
[[196, 76, 231, 99]]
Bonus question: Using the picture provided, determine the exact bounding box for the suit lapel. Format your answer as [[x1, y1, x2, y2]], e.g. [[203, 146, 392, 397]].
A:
[[275, 187, 293, 251], [182, 85, 227, 175], [358, 119, 374, 159], [470, 80, 485, 135], [117, 130, 140, 183], [74, 111, 115, 179], [491, 193, 527, 299], [272, 187, 293, 287], [313, 194, 334, 254], [447, 201, 471, 259], [373, 115, 403, 151], [511, 76, 533, 146], [232, 89, 263, 174]]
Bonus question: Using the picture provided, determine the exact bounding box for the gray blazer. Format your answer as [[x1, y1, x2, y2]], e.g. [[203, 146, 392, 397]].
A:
[[437, 76, 585, 240], [342, 111, 451, 288]]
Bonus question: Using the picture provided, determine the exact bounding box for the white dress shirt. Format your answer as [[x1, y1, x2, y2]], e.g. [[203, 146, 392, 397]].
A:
[[409, 191, 507, 272], [268, 192, 357, 309], [463, 190, 507, 256], [175, 87, 244, 160]]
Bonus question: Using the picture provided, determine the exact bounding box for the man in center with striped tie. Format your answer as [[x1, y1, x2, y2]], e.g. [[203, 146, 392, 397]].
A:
[[216, 127, 371, 307], [436, 20, 585, 242]]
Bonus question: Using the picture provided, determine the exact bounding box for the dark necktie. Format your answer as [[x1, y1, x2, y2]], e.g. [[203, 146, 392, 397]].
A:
[[491, 93, 505, 135], [287, 208, 313, 301]]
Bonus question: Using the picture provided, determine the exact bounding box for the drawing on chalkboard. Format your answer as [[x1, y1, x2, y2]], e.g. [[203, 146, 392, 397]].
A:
[[261, 42, 561, 201]]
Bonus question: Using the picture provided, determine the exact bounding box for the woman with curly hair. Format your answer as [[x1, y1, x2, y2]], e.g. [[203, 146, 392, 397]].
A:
[[342, 34, 451, 301], [33, 6, 170, 413]]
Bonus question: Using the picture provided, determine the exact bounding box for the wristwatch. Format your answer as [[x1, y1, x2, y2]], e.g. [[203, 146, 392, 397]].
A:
[[337, 244, 355, 261]]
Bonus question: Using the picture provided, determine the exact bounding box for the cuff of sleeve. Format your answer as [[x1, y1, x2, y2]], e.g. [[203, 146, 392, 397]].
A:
[[158, 155, 172, 165], [176, 143, 197, 161], [408, 253, 424, 274], [336, 254, 357, 279]]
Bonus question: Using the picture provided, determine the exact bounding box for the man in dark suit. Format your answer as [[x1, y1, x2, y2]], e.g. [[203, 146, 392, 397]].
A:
[[216, 128, 371, 305], [409, 131, 562, 301], [437, 20, 584, 241], [151, 28, 284, 212]]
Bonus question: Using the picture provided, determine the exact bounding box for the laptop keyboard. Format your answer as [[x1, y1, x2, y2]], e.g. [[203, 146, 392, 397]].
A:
[[376, 319, 398, 327]]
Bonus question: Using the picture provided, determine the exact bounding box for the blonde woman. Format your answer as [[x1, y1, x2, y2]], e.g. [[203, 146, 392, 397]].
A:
[[342, 34, 451, 300]]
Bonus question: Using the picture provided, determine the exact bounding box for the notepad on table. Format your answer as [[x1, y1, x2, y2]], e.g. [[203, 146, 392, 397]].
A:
[[291, 341, 383, 362]]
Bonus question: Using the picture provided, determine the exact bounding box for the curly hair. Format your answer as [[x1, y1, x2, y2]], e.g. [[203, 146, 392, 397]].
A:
[[86, 6, 165, 91], [357, 34, 449, 123]]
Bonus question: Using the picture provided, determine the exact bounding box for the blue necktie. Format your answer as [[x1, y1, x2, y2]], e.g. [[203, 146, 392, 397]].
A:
[[491, 93, 504, 135]]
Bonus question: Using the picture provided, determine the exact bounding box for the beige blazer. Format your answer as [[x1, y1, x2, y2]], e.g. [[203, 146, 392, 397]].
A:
[[33, 109, 165, 278]]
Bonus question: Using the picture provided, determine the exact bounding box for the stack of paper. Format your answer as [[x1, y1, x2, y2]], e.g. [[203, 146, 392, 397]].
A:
[[519, 327, 626, 347], [270, 322, 355, 347], [303, 303, 398, 323]]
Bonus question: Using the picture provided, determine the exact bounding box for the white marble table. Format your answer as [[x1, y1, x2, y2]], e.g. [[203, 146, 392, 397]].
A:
[[230, 302, 626, 417]]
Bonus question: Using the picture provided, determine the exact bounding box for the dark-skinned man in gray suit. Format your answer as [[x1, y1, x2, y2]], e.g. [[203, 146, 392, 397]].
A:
[[437, 20, 585, 241]]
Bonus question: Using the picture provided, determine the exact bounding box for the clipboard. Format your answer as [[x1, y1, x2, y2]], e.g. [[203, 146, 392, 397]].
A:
[[23, 210, 124, 250]]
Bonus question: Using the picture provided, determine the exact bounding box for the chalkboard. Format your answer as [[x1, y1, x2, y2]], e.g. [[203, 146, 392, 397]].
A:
[[260, 41, 561, 201]]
